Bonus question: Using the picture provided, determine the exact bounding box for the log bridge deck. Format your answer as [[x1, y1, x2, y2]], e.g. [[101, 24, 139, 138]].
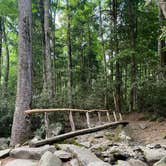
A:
[[25, 108, 128, 147]]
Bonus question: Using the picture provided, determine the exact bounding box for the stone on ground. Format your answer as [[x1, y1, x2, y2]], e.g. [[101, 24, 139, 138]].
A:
[[58, 144, 111, 166], [38, 151, 62, 166], [153, 156, 166, 166], [128, 159, 148, 166], [5, 159, 38, 166], [54, 150, 72, 161], [10, 145, 56, 160]]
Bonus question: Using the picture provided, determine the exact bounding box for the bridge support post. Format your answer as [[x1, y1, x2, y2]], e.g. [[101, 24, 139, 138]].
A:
[[69, 111, 75, 131]]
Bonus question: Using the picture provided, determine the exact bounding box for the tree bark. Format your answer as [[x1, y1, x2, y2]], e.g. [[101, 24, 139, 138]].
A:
[[2, 21, 10, 97], [128, 0, 137, 112], [112, 0, 121, 113], [67, 0, 73, 108], [0, 17, 2, 91], [158, 5, 166, 67], [11, 0, 32, 146], [43, 0, 54, 99]]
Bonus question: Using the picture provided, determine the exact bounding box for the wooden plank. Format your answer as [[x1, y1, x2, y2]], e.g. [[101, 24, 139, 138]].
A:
[[69, 111, 76, 131], [106, 111, 111, 122], [44, 113, 49, 139], [98, 112, 101, 122], [29, 121, 129, 147], [86, 112, 91, 128], [25, 108, 109, 114]]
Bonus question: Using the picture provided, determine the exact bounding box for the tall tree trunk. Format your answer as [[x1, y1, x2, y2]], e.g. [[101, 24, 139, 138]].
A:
[[128, 0, 137, 112], [99, 0, 108, 109], [43, 0, 54, 99], [158, 5, 166, 67], [2, 21, 10, 98], [0, 17, 2, 91], [67, 0, 73, 108], [11, 0, 32, 146], [113, 0, 121, 113]]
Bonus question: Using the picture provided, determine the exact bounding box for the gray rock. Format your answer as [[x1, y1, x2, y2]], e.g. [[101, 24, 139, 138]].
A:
[[10, 145, 56, 160], [116, 160, 131, 166], [80, 141, 91, 148], [54, 150, 72, 161], [58, 144, 111, 166], [0, 148, 11, 158], [142, 147, 166, 162], [153, 156, 166, 166], [38, 151, 62, 166], [5, 159, 38, 166], [70, 159, 80, 166], [128, 159, 148, 166], [139, 123, 148, 130]]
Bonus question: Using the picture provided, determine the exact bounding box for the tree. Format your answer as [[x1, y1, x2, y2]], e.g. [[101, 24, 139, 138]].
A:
[[0, 17, 2, 91], [43, 0, 54, 99], [10, 0, 32, 146]]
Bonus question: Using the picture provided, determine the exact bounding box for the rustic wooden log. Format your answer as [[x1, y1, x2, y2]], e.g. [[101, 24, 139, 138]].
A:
[[97, 112, 101, 123], [29, 121, 129, 147], [25, 108, 109, 114], [106, 111, 111, 122], [69, 111, 75, 131], [86, 112, 91, 128], [44, 113, 49, 139], [113, 111, 118, 122]]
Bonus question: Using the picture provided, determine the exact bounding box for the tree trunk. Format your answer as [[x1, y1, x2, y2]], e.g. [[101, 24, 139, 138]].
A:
[[158, 5, 166, 67], [112, 0, 121, 113], [43, 0, 54, 99], [2, 21, 10, 98], [99, 0, 108, 109], [67, 0, 73, 108], [128, 0, 137, 112], [0, 17, 2, 91], [11, 0, 32, 146]]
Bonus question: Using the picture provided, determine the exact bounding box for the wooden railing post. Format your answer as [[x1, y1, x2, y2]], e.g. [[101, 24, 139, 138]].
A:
[[106, 111, 111, 122], [98, 112, 101, 123], [69, 111, 75, 131], [44, 112, 49, 139], [86, 112, 91, 128]]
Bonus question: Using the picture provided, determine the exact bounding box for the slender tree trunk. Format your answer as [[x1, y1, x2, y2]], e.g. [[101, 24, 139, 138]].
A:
[[113, 0, 121, 113], [67, 0, 73, 108], [11, 0, 32, 146], [0, 17, 2, 91], [158, 5, 166, 67], [43, 0, 54, 99], [2, 21, 10, 97], [99, 0, 108, 108], [128, 0, 137, 112]]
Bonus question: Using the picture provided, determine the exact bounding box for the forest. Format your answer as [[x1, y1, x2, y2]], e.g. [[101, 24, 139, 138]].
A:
[[0, 0, 166, 165]]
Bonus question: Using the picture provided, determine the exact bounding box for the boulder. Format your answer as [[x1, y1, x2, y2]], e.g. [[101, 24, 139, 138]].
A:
[[128, 159, 148, 166], [0, 148, 11, 158], [58, 144, 111, 166], [116, 160, 131, 166], [142, 147, 166, 162], [10, 145, 56, 160], [70, 159, 80, 166], [5, 159, 38, 166], [38, 151, 62, 166], [153, 156, 166, 166], [54, 150, 72, 161]]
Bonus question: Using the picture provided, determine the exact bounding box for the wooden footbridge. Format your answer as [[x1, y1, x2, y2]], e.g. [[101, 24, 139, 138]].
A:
[[25, 108, 128, 147]]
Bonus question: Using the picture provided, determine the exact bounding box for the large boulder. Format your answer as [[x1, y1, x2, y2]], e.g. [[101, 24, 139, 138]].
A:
[[54, 150, 72, 161], [38, 151, 62, 166], [128, 159, 148, 166], [141, 147, 166, 163], [10, 145, 56, 160], [116, 160, 131, 166], [5, 159, 38, 166], [58, 144, 111, 166], [153, 156, 166, 166]]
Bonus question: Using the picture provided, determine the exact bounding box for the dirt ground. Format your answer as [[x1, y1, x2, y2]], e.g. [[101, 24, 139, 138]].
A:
[[124, 112, 166, 145]]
